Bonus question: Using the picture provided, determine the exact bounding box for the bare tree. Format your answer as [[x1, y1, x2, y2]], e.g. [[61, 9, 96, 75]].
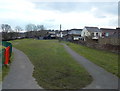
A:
[[25, 24, 46, 38], [1, 24, 13, 40], [15, 26, 23, 38], [1, 24, 12, 33], [25, 24, 37, 31], [25, 24, 37, 38], [15, 26, 23, 32], [37, 25, 45, 31]]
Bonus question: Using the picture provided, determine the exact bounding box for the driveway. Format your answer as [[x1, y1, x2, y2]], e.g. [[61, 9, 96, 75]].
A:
[[62, 43, 119, 89], [2, 47, 42, 89]]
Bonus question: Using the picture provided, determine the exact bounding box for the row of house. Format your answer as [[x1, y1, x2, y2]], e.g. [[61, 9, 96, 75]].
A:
[[56, 26, 120, 41], [2, 26, 119, 42]]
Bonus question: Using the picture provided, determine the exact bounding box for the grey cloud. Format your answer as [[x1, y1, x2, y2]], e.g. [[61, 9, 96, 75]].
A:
[[108, 19, 117, 26], [35, 2, 117, 15], [95, 15, 106, 18], [35, 2, 92, 12], [45, 19, 55, 22]]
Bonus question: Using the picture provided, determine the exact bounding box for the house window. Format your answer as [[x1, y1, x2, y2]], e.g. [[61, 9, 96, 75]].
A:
[[91, 33, 94, 36], [106, 33, 109, 36], [96, 33, 98, 36]]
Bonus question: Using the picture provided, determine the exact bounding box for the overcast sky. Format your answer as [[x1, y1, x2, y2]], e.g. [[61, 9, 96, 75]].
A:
[[0, 0, 118, 31]]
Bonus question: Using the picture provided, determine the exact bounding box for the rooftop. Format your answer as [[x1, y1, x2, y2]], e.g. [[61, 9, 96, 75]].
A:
[[85, 26, 100, 32]]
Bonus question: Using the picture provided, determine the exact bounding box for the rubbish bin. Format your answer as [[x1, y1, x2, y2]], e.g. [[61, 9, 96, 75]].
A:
[[4, 46, 10, 65]]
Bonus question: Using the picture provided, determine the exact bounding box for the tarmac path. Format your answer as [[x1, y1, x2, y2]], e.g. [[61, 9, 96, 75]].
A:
[[62, 43, 119, 89], [2, 47, 42, 89]]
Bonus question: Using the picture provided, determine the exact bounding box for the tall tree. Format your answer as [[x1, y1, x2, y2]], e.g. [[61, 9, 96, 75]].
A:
[[1, 24, 14, 40], [25, 24, 37, 38], [1, 24, 12, 32], [25, 24, 37, 31], [37, 25, 45, 31], [15, 26, 23, 32], [15, 26, 23, 38]]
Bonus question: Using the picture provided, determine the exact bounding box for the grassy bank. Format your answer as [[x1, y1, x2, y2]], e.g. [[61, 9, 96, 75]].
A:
[[1, 44, 13, 81], [10, 39, 92, 89], [2, 53, 14, 81], [64, 41, 119, 78]]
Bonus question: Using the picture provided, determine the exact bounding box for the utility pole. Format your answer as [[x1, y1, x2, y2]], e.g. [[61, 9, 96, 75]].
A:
[[59, 24, 62, 42], [60, 24, 61, 31]]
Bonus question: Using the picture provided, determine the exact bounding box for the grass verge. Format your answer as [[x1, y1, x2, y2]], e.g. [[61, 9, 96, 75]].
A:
[[10, 39, 92, 89], [63, 41, 119, 78], [2, 53, 14, 81]]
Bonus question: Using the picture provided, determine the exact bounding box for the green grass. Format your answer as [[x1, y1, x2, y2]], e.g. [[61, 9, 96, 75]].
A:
[[10, 39, 92, 89], [2, 53, 14, 81], [64, 41, 119, 78], [0, 72, 1, 82], [0, 45, 6, 50], [0, 44, 7, 81], [2, 66, 9, 81]]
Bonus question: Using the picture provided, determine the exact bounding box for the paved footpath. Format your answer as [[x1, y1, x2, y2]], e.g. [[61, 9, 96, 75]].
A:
[[2, 47, 42, 89], [62, 43, 119, 89]]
